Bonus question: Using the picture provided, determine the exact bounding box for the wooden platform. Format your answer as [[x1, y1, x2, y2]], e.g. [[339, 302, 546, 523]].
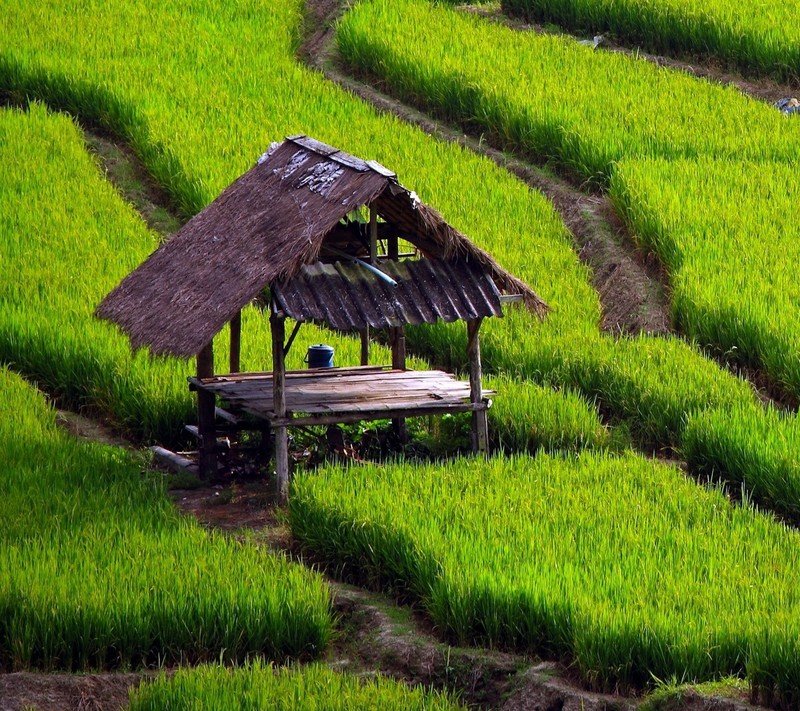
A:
[[189, 365, 492, 427]]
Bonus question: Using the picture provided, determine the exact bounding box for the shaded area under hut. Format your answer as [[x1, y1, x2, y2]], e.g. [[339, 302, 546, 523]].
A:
[[96, 135, 546, 503]]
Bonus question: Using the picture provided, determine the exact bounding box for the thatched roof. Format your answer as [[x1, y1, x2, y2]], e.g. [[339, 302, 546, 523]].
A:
[[96, 135, 547, 357]]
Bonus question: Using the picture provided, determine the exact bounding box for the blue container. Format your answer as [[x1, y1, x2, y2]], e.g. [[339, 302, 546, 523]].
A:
[[305, 344, 335, 369]]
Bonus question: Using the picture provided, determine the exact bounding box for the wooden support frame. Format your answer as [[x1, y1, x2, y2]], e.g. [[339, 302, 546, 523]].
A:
[[467, 318, 488, 454], [389, 325, 408, 442], [197, 340, 217, 478], [271, 310, 289, 505], [229, 310, 241, 374], [360, 327, 370, 366], [369, 204, 378, 264]]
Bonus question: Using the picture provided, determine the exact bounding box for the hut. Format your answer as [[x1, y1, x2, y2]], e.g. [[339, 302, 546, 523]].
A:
[[96, 135, 547, 502]]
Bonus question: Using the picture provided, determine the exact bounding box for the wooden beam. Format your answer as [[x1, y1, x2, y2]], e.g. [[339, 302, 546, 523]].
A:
[[271, 311, 289, 504], [229, 310, 241, 374], [390, 326, 407, 443], [196, 341, 217, 479], [268, 401, 490, 428], [467, 318, 488, 454], [150, 446, 198, 476], [369, 204, 378, 264], [360, 327, 370, 366], [284, 320, 302, 359]]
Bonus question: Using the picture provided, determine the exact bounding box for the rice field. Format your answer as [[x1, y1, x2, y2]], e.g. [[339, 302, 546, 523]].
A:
[[611, 157, 800, 400], [2, 0, 774, 460], [684, 405, 800, 521], [0, 102, 606, 454], [128, 662, 464, 711], [336, 0, 800, 185], [290, 453, 800, 705], [5, 0, 800, 701], [0, 365, 332, 670], [502, 0, 800, 82]]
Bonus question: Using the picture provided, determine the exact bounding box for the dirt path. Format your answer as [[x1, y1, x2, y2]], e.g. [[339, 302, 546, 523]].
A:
[[0, 673, 147, 711]]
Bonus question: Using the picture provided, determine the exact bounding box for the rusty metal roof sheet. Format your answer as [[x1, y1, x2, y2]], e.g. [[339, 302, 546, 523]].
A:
[[273, 258, 504, 331]]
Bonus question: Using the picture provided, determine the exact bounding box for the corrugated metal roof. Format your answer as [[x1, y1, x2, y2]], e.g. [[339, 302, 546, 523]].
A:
[[273, 258, 504, 331]]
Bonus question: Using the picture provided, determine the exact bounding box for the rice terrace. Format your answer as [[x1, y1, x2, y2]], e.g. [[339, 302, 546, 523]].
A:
[[4, 0, 800, 709]]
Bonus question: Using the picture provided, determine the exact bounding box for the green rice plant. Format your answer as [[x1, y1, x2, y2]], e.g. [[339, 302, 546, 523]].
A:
[[0, 0, 773, 456], [336, 0, 800, 186], [683, 406, 800, 520], [290, 451, 800, 704], [611, 157, 800, 401], [0, 365, 332, 670], [487, 375, 609, 452], [502, 0, 800, 82], [128, 661, 464, 710]]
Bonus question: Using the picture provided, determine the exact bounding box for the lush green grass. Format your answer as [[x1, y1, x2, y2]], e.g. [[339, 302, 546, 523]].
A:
[[502, 0, 800, 82], [0, 365, 332, 670], [290, 452, 800, 705], [128, 662, 465, 711], [684, 405, 800, 521], [611, 157, 800, 400], [487, 376, 608, 452], [337, 0, 800, 186]]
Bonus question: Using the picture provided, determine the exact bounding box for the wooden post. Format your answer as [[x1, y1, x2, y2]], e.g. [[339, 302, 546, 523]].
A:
[[388, 233, 399, 261], [229, 310, 241, 374], [467, 318, 488, 454], [390, 326, 407, 442], [197, 341, 217, 479], [369, 204, 378, 264], [360, 327, 370, 366], [271, 311, 289, 504]]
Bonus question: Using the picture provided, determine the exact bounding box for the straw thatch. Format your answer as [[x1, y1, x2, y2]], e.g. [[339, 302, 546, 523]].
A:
[[96, 135, 547, 358]]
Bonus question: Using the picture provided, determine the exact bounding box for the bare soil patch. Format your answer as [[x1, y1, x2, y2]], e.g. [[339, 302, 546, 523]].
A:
[[0, 672, 147, 711], [83, 131, 183, 240]]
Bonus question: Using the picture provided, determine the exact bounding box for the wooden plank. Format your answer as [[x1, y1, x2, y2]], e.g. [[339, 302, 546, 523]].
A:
[[209, 384, 492, 405], [215, 406, 240, 425], [192, 365, 392, 385]]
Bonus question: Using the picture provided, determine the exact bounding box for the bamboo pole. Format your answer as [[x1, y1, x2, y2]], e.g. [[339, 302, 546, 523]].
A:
[[197, 340, 217, 478], [271, 312, 289, 504], [467, 318, 488, 454]]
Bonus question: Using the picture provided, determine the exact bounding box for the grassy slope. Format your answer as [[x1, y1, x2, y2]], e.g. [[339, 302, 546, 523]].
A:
[[611, 158, 800, 398], [0, 0, 612, 451], [291, 453, 800, 704], [335, 0, 800, 518], [502, 0, 800, 82], [337, 0, 800, 184], [0, 362, 332, 670], [129, 662, 464, 711]]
